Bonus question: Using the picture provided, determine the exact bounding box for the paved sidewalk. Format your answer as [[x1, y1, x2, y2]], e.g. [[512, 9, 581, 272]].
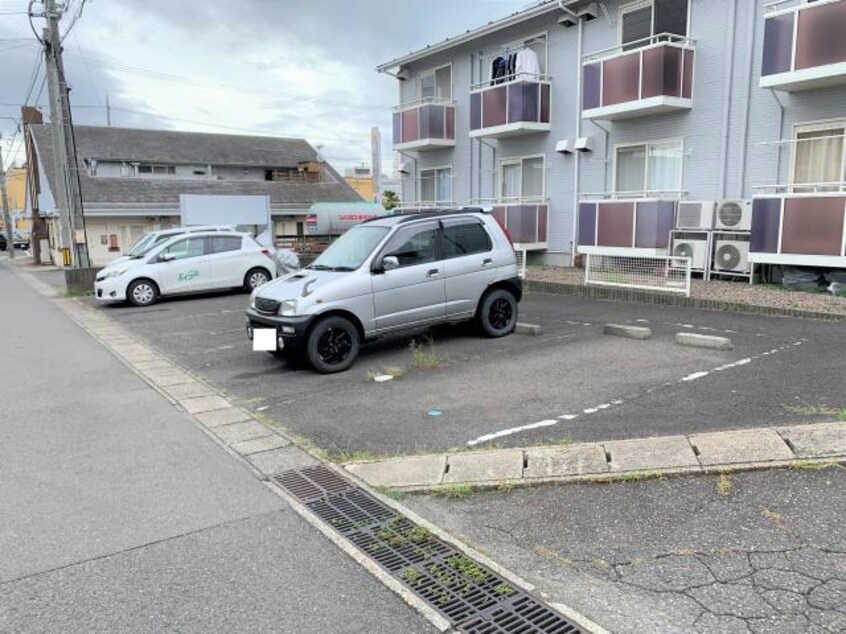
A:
[[345, 423, 846, 490], [0, 262, 433, 633]]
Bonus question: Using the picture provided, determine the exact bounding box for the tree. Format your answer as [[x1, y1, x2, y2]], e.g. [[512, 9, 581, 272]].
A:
[[382, 190, 400, 211]]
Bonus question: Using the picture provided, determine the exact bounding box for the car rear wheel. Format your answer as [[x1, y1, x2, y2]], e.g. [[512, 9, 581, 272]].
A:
[[306, 316, 360, 374], [477, 288, 518, 338], [245, 267, 271, 291], [127, 279, 159, 307]]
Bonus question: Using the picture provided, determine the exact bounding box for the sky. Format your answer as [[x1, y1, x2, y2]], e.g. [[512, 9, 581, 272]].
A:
[[0, 0, 528, 174]]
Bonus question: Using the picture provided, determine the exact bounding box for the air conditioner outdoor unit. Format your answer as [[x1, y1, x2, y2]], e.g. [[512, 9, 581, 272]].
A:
[[673, 239, 708, 270], [714, 200, 752, 231], [713, 240, 751, 273], [676, 201, 716, 229]]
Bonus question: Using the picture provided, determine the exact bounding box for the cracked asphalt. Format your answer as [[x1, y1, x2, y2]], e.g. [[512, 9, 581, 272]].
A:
[[404, 467, 846, 634]]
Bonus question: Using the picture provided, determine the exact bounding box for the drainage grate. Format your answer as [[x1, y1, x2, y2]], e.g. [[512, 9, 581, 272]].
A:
[[274, 466, 590, 634]]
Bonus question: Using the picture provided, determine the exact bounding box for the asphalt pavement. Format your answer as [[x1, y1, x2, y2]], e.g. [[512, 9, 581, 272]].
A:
[[0, 261, 434, 633], [72, 279, 846, 457]]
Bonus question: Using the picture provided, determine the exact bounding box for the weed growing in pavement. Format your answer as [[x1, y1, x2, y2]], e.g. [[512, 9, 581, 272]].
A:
[[790, 460, 844, 471], [614, 470, 661, 483], [401, 567, 421, 584], [716, 473, 733, 496], [432, 484, 474, 499], [327, 448, 382, 463], [377, 488, 407, 501], [497, 481, 515, 493], [782, 402, 841, 417], [63, 288, 91, 298], [840, 410, 846, 422], [494, 583, 513, 596], [445, 555, 488, 584], [408, 337, 441, 369]]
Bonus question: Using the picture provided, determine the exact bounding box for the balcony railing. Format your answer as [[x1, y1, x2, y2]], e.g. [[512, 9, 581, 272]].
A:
[[473, 198, 548, 248], [761, 0, 846, 91], [582, 34, 695, 121], [392, 98, 456, 151], [577, 197, 679, 255], [750, 186, 846, 267], [469, 75, 551, 139]]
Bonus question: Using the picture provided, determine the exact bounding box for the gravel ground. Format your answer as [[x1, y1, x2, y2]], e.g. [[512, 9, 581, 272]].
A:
[[526, 266, 846, 316]]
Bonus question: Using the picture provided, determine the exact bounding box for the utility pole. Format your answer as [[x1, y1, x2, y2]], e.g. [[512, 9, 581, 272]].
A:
[[42, 0, 90, 268], [0, 140, 15, 260], [105, 94, 111, 127]]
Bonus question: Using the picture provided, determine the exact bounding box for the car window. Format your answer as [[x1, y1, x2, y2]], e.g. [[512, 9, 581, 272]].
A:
[[383, 224, 438, 268], [162, 237, 206, 260], [441, 221, 492, 258], [208, 236, 242, 254]]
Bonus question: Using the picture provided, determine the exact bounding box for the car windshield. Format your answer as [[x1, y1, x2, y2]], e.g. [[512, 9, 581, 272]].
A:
[[309, 225, 389, 271], [125, 233, 158, 257]]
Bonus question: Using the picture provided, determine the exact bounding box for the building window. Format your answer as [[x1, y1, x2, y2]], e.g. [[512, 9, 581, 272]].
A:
[[791, 122, 846, 192], [620, 0, 688, 49], [419, 65, 452, 102], [419, 166, 452, 204], [499, 156, 545, 202], [614, 139, 683, 196], [136, 164, 176, 176]]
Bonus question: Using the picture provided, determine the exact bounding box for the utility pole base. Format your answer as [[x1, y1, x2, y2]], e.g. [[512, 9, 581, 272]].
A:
[[64, 267, 101, 295]]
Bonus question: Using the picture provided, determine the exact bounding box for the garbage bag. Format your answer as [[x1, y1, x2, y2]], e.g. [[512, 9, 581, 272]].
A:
[[781, 266, 825, 293], [275, 249, 300, 276]]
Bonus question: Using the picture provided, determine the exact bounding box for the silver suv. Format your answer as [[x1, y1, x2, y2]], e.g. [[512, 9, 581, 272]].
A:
[[245, 208, 522, 373]]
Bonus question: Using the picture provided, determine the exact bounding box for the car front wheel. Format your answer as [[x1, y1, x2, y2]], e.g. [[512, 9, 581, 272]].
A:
[[127, 279, 159, 307], [245, 267, 271, 291], [478, 288, 518, 338], [306, 316, 360, 373]]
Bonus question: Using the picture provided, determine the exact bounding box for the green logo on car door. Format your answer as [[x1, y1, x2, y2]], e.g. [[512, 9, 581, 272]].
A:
[[177, 269, 199, 282]]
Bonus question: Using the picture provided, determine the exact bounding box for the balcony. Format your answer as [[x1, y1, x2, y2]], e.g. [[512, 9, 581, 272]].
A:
[[475, 199, 548, 249], [582, 35, 695, 121], [750, 185, 846, 267], [392, 99, 456, 152], [469, 76, 551, 139], [577, 195, 681, 255], [760, 0, 846, 92]]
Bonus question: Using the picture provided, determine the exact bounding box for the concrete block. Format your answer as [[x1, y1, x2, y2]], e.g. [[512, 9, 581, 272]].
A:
[[690, 429, 795, 466], [776, 422, 846, 459], [164, 382, 216, 400], [249, 445, 319, 475], [603, 324, 652, 340], [345, 454, 447, 488], [603, 436, 698, 472], [675, 332, 733, 350], [149, 372, 195, 387], [442, 449, 524, 484], [213, 420, 273, 445], [64, 267, 101, 294], [524, 443, 608, 478], [515, 322, 542, 336], [230, 434, 290, 455], [195, 407, 253, 428], [180, 395, 231, 414]]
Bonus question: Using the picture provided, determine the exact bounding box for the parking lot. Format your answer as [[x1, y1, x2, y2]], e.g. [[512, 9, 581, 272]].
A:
[[68, 280, 845, 458]]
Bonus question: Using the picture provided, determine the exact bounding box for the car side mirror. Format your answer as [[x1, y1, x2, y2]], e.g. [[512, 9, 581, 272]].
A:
[[382, 256, 399, 271], [159, 253, 176, 262]]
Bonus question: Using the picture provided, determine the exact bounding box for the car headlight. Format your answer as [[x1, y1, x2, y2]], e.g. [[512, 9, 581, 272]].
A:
[[278, 300, 297, 316], [103, 268, 128, 279], [249, 293, 257, 309]]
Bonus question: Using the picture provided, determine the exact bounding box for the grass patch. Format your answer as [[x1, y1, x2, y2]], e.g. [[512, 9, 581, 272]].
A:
[[497, 481, 516, 493], [408, 337, 441, 369], [790, 460, 844, 471], [716, 473, 733, 497], [63, 288, 91, 297], [432, 484, 474, 499], [327, 448, 382, 463], [377, 488, 407, 501], [494, 582, 513, 596], [401, 567, 421, 584], [840, 410, 846, 422], [614, 470, 661, 483], [445, 555, 488, 584], [782, 403, 841, 417]]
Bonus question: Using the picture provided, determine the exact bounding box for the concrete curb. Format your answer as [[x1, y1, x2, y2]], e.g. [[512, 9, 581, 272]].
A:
[[675, 332, 733, 350], [603, 323, 652, 340], [525, 278, 846, 322], [343, 423, 846, 492], [515, 321, 542, 336]]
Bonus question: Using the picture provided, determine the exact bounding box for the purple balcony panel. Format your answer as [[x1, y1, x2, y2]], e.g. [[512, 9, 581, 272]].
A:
[[583, 63, 601, 110], [603, 53, 641, 107], [540, 84, 550, 123], [446, 106, 455, 139], [750, 199, 782, 253], [634, 200, 675, 248], [537, 204, 548, 243], [508, 82, 540, 124], [470, 93, 482, 131], [392, 112, 401, 145], [642, 46, 683, 99], [579, 203, 597, 246], [782, 197, 846, 256], [682, 49, 694, 99], [597, 202, 635, 247], [401, 108, 419, 144], [762, 12, 795, 76], [482, 86, 507, 128], [507, 205, 539, 244], [419, 105, 443, 140], [796, 0, 846, 71]]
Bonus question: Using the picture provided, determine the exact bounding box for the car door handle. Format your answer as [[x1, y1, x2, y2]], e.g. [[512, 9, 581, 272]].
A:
[[482, 258, 493, 266], [426, 268, 440, 278]]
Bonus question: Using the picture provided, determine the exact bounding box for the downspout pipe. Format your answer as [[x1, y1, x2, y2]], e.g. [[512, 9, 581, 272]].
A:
[[737, 1, 757, 199], [571, 15, 583, 266], [396, 150, 418, 203], [718, 0, 739, 199]]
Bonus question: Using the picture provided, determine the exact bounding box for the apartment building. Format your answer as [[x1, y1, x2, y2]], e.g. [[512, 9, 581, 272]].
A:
[[377, 0, 846, 273]]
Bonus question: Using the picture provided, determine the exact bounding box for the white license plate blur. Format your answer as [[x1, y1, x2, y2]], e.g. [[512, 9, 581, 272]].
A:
[[252, 328, 277, 351]]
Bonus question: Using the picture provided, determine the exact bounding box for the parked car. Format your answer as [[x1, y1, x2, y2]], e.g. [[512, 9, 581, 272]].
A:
[[245, 208, 521, 373], [94, 231, 275, 306], [113, 225, 236, 265], [12, 233, 29, 250], [0, 233, 6, 251]]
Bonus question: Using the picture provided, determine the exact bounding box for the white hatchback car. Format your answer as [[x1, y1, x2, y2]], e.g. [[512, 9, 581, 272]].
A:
[[95, 231, 276, 306]]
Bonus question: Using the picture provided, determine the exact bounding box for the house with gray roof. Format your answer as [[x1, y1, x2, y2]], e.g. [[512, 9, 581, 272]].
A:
[[25, 124, 361, 265]]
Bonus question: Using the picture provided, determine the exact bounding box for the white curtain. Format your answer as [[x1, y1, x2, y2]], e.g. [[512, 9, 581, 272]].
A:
[[420, 170, 436, 202], [616, 146, 646, 194], [793, 129, 844, 190], [501, 163, 520, 200], [436, 168, 452, 203], [647, 141, 683, 193], [521, 157, 544, 200]]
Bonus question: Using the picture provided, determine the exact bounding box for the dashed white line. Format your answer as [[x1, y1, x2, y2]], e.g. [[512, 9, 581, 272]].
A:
[[466, 419, 559, 446], [681, 371, 710, 382]]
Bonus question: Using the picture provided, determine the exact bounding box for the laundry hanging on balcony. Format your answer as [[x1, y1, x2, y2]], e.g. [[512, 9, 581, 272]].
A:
[[489, 48, 540, 85], [515, 48, 539, 79]]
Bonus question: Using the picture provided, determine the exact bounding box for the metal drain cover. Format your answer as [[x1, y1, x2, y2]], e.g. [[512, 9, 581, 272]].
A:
[[274, 465, 589, 634]]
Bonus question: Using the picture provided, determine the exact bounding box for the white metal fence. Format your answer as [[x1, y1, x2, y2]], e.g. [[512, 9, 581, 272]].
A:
[[584, 254, 692, 296]]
